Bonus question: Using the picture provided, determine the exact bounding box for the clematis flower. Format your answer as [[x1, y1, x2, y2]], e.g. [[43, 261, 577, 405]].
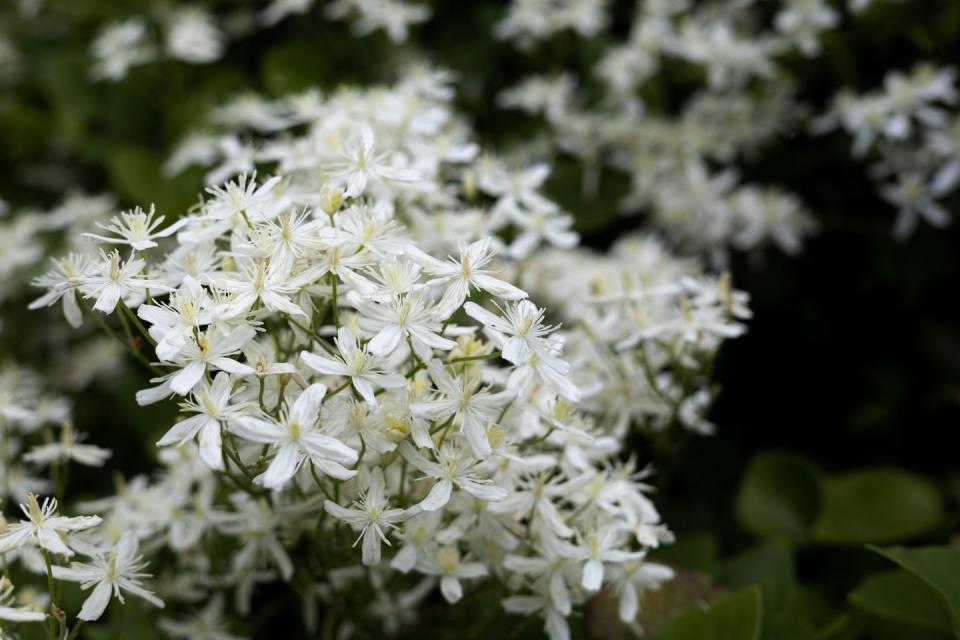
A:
[[52, 531, 164, 621], [323, 467, 417, 565], [0, 494, 101, 557], [233, 384, 359, 488], [301, 326, 406, 404]]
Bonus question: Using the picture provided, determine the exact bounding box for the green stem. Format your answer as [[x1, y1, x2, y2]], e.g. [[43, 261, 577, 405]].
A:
[[81, 299, 161, 375], [522, 427, 555, 450], [42, 551, 57, 640], [406, 352, 500, 377], [66, 621, 85, 640], [326, 379, 352, 399], [119, 299, 156, 347], [435, 414, 456, 449], [329, 273, 340, 329]]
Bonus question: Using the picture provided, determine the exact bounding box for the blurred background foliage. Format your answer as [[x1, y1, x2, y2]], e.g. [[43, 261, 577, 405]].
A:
[[3, 0, 960, 639]]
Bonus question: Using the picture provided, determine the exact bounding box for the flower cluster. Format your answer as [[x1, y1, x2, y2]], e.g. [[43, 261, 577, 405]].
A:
[[325, 0, 431, 43], [521, 236, 749, 437], [0, 492, 163, 628], [164, 67, 581, 265], [815, 63, 960, 237], [88, 0, 429, 81], [90, 11, 223, 81], [0, 193, 119, 338], [1, 366, 76, 503], [1, 6, 758, 638], [22, 161, 676, 638], [9, 60, 749, 634], [495, 0, 819, 263], [0, 360, 130, 635], [495, 0, 610, 49]]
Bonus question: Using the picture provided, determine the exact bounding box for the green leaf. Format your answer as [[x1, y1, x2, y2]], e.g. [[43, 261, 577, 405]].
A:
[[811, 468, 942, 544], [735, 451, 820, 542], [717, 541, 819, 640], [586, 571, 724, 640], [650, 587, 763, 640], [870, 545, 960, 638], [849, 569, 953, 633], [718, 540, 794, 612], [650, 531, 720, 573], [632, 569, 726, 635], [816, 612, 952, 640], [543, 157, 629, 235], [261, 41, 334, 96], [108, 145, 199, 215]]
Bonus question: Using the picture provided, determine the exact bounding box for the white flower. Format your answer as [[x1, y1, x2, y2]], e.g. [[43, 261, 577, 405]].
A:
[[324, 467, 416, 565], [506, 208, 579, 259], [203, 173, 283, 222], [489, 473, 574, 538], [159, 595, 242, 640], [573, 528, 644, 592], [244, 339, 298, 378], [411, 360, 511, 459], [52, 531, 164, 621], [23, 65, 717, 638], [406, 237, 527, 319], [503, 589, 570, 640], [233, 384, 359, 488], [137, 276, 213, 361], [417, 545, 487, 603], [351, 291, 457, 360], [214, 258, 308, 319], [609, 558, 674, 622], [329, 126, 419, 197], [28, 253, 91, 328], [465, 300, 579, 401], [505, 545, 578, 616], [260, 0, 315, 26], [157, 372, 249, 470], [82, 204, 186, 251], [23, 422, 111, 468], [90, 18, 155, 81], [0, 577, 46, 623], [79, 250, 168, 314], [399, 442, 507, 511], [165, 7, 224, 64], [166, 325, 256, 395], [214, 493, 295, 582], [881, 171, 951, 238], [0, 494, 101, 557], [327, 0, 431, 43], [301, 326, 406, 404], [479, 162, 557, 215]]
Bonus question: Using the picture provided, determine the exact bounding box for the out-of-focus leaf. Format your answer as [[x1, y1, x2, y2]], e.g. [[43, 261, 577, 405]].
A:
[[544, 156, 630, 234], [649, 586, 763, 640], [811, 468, 942, 544], [717, 540, 818, 640], [261, 41, 334, 96], [108, 145, 198, 214], [650, 531, 720, 573], [586, 570, 728, 639], [817, 611, 952, 640], [869, 545, 960, 638], [849, 569, 952, 633], [635, 569, 725, 636], [735, 451, 820, 542], [718, 541, 793, 612]]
